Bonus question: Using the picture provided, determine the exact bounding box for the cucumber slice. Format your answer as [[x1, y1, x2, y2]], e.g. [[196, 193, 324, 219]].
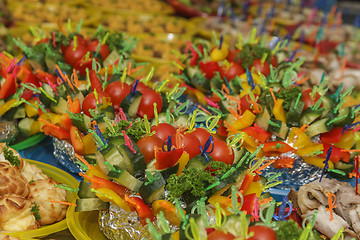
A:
[[255, 107, 270, 131], [185, 154, 213, 170], [111, 170, 143, 192], [75, 198, 109, 212], [78, 181, 97, 198], [300, 108, 323, 126], [3, 105, 26, 120], [159, 163, 179, 180], [39, 83, 57, 107], [306, 118, 333, 138], [101, 144, 134, 174], [139, 172, 166, 205], [221, 215, 246, 237], [70, 113, 91, 133], [286, 99, 304, 127], [268, 118, 289, 139], [50, 97, 68, 115], [179, 214, 207, 240], [120, 91, 143, 118], [332, 107, 355, 127], [83, 154, 97, 165], [18, 118, 36, 137]]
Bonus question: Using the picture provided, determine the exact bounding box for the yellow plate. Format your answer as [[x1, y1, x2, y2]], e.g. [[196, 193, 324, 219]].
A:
[[67, 204, 107, 240], [4, 160, 78, 239]]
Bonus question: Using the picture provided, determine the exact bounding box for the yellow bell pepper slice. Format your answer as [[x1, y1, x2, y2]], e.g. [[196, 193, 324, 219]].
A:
[[83, 132, 98, 155], [208, 195, 233, 215], [25, 99, 39, 118], [176, 152, 190, 175], [293, 132, 312, 149], [85, 164, 108, 182], [210, 44, 229, 61], [232, 110, 256, 131], [273, 98, 287, 124], [95, 188, 130, 212], [152, 200, 184, 227], [296, 143, 323, 157], [172, 231, 180, 240], [244, 181, 262, 198], [334, 131, 355, 150], [29, 120, 41, 136], [0, 99, 17, 117], [303, 156, 334, 169]]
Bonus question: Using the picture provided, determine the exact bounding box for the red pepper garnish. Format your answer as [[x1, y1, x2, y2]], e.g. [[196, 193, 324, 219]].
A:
[[240, 193, 257, 215], [89, 69, 104, 94], [243, 124, 272, 143], [125, 196, 155, 225], [70, 126, 85, 155], [321, 143, 350, 163], [263, 141, 294, 154], [88, 175, 128, 197], [0, 74, 16, 99], [320, 127, 344, 144], [42, 124, 70, 140]]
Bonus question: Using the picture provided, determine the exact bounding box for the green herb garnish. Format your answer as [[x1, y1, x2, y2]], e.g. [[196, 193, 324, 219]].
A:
[[3, 146, 20, 167], [31, 202, 41, 221]]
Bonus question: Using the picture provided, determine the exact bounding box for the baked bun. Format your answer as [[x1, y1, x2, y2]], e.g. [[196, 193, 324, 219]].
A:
[[0, 162, 30, 197], [20, 160, 48, 183], [0, 194, 39, 232], [28, 178, 67, 225], [0, 143, 23, 169], [0, 234, 20, 240]]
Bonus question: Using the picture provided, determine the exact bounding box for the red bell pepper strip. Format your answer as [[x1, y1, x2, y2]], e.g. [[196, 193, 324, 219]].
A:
[[188, 43, 203, 66], [125, 196, 155, 225], [240, 193, 257, 215], [68, 98, 81, 113], [59, 114, 73, 131], [263, 141, 294, 154], [239, 172, 255, 194], [321, 143, 350, 164], [155, 147, 184, 170], [19, 67, 39, 86], [273, 157, 295, 169], [42, 124, 70, 140], [21, 89, 34, 101], [70, 126, 85, 155], [0, 74, 16, 99], [35, 70, 57, 83], [243, 124, 272, 143], [89, 69, 103, 94], [320, 127, 343, 144], [88, 175, 128, 197], [216, 119, 228, 138]]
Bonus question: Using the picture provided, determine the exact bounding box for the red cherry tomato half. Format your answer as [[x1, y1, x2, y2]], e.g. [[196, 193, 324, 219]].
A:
[[207, 230, 235, 240], [64, 44, 88, 66], [151, 123, 176, 142], [137, 89, 163, 120], [223, 62, 245, 81], [137, 135, 164, 164], [171, 131, 201, 159], [302, 88, 321, 110], [199, 61, 221, 79], [192, 128, 211, 146], [209, 139, 234, 165], [247, 225, 277, 240], [226, 49, 242, 63], [251, 59, 270, 76], [86, 39, 110, 61], [105, 81, 131, 110], [82, 91, 111, 117]]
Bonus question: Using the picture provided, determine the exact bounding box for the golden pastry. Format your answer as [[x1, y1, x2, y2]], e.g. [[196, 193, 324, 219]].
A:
[[0, 162, 30, 198]]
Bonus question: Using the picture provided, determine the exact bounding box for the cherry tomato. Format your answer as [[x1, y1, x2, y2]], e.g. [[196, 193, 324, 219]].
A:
[[74, 59, 93, 76], [240, 94, 258, 114], [207, 230, 235, 240], [137, 89, 163, 120], [130, 81, 152, 93], [105, 82, 131, 110], [210, 139, 234, 164], [223, 62, 245, 81], [137, 135, 163, 164], [61, 35, 86, 53], [86, 39, 110, 61], [251, 59, 270, 76], [302, 88, 321, 110], [226, 49, 242, 63], [199, 61, 221, 79], [171, 131, 201, 159], [82, 91, 111, 117], [151, 123, 176, 142], [247, 225, 276, 240], [270, 55, 278, 68], [192, 128, 211, 146], [64, 44, 88, 66]]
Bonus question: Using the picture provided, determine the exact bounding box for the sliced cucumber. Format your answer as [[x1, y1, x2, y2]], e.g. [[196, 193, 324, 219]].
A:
[[299, 108, 323, 126], [83, 154, 97, 165], [70, 113, 91, 133], [332, 107, 355, 127], [179, 214, 207, 240], [151, 112, 167, 126], [222, 215, 246, 237], [219, 99, 237, 115], [75, 198, 109, 212], [185, 154, 212, 170], [139, 172, 166, 205], [111, 170, 143, 192], [286, 99, 304, 127], [233, 147, 250, 165], [159, 163, 179, 180], [18, 118, 36, 137], [3, 105, 26, 120], [268, 118, 289, 139], [306, 118, 333, 138], [78, 181, 97, 198], [50, 97, 68, 115], [95, 150, 109, 175], [255, 107, 270, 131], [39, 83, 57, 107], [120, 91, 143, 118], [321, 95, 335, 117], [101, 144, 134, 174]]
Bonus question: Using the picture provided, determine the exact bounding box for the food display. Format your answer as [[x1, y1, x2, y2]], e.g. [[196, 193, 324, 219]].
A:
[[0, 0, 359, 239]]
